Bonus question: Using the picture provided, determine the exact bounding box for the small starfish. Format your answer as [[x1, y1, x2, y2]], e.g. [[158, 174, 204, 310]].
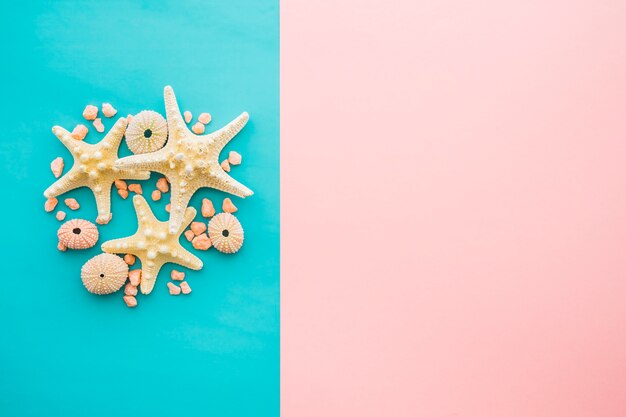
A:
[[44, 118, 150, 224], [115, 86, 253, 233], [101, 195, 202, 294]]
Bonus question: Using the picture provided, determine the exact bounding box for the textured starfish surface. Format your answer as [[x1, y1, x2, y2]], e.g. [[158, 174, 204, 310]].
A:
[[115, 86, 253, 233], [44, 118, 150, 224], [101, 195, 202, 294]]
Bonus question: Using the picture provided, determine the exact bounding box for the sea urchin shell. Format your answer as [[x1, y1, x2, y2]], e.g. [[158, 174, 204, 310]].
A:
[[208, 212, 244, 254], [58, 219, 99, 250], [125, 110, 168, 154], [81, 253, 129, 295]]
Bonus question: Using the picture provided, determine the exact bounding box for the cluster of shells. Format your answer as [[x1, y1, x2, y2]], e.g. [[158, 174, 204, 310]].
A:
[[50, 103, 247, 304]]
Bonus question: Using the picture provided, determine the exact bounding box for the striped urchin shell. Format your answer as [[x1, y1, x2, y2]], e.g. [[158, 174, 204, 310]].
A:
[[208, 213, 244, 254], [125, 110, 168, 154], [81, 253, 129, 295], [57, 219, 99, 250]]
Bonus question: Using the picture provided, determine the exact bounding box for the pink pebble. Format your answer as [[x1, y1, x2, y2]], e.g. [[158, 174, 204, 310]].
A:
[[57, 241, 67, 252], [184, 111, 192, 123], [124, 282, 138, 296], [93, 118, 105, 133], [228, 151, 242, 165], [56, 211, 66, 221], [129, 269, 142, 286], [123, 295, 137, 308], [124, 254, 136, 265], [171, 270, 185, 281], [101, 103, 117, 118], [198, 112, 212, 124], [167, 282, 181, 295], [156, 177, 169, 193], [165, 203, 171, 213], [71, 124, 88, 141], [184, 230, 195, 242], [190, 221, 206, 236], [201, 198, 215, 218], [192, 233, 212, 250], [191, 122, 205, 134], [50, 157, 64, 178], [180, 281, 192, 295], [151, 190, 161, 201], [82, 105, 98, 120], [220, 159, 230, 172], [65, 198, 80, 210], [45, 197, 58, 212]]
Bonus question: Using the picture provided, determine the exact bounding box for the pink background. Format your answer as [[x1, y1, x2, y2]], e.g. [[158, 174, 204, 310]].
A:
[[282, 1, 626, 416]]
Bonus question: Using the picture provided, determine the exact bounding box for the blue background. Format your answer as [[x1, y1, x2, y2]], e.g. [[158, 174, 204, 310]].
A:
[[0, 1, 279, 416]]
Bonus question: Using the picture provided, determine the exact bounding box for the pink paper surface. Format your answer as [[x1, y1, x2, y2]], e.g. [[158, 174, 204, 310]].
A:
[[282, 1, 626, 416]]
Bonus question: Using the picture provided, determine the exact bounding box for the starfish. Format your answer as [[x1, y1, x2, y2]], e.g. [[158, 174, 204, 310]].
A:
[[115, 86, 253, 234], [44, 118, 150, 224], [101, 195, 202, 294]]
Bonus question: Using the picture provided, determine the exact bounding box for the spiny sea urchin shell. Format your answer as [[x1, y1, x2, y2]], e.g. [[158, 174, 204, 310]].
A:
[[57, 219, 99, 250], [125, 110, 168, 154], [208, 212, 244, 254], [81, 253, 129, 295]]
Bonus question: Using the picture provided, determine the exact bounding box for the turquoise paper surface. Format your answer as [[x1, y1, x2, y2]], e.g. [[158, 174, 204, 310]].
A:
[[0, 1, 279, 416]]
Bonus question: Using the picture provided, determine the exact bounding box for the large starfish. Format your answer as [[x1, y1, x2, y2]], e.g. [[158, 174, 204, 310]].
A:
[[44, 118, 150, 224], [101, 195, 202, 294], [115, 86, 253, 234]]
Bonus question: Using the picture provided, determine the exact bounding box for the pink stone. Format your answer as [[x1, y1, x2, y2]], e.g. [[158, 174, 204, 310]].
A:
[[124, 254, 136, 265], [44, 197, 58, 212], [101, 103, 117, 118], [220, 159, 230, 172], [64, 198, 80, 210], [93, 118, 104, 133], [50, 157, 64, 178], [184, 230, 195, 242], [222, 198, 238, 213], [192, 233, 212, 250], [167, 282, 181, 295], [190, 221, 206, 236], [124, 282, 138, 296], [180, 281, 192, 295], [191, 122, 205, 134], [198, 112, 212, 124], [128, 269, 142, 286], [228, 151, 242, 165], [201, 198, 215, 218], [184, 110, 192, 123], [82, 105, 98, 120], [123, 295, 137, 307], [71, 124, 88, 140], [55, 211, 66, 221], [171, 270, 185, 281], [151, 190, 161, 201], [156, 177, 169, 193]]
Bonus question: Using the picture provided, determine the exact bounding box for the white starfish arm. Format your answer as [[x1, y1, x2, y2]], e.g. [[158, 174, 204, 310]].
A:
[[210, 169, 254, 198], [44, 168, 82, 198], [203, 112, 249, 152], [116, 168, 151, 181], [132, 195, 159, 225], [175, 245, 203, 271], [101, 235, 135, 254], [167, 182, 196, 234], [52, 126, 88, 154], [101, 117, 128, 149], [114, 149, 168, 172], [139, 261, 162, 295], [163, 85, 187, 134], [93, 186, 113, 224]]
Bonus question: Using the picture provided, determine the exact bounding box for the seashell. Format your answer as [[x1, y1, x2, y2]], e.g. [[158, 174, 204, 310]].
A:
[[208, 213, 244, 254], [58, 218, 99, 250], [81, 253, 129, 295], [125, 110, 168, 154]]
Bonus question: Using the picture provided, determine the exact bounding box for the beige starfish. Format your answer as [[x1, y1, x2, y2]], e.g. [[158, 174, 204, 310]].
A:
[[115, 86, 253, 234], [44, 118, 150, 224], [101, 195, 202, 294]]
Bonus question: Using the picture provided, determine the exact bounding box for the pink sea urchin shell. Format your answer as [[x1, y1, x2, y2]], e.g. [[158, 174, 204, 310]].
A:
[[57, 219, 99, 250], [207, 213, 244, 254], [125, 110, 168, 154], [81, 253, 128, 295]]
